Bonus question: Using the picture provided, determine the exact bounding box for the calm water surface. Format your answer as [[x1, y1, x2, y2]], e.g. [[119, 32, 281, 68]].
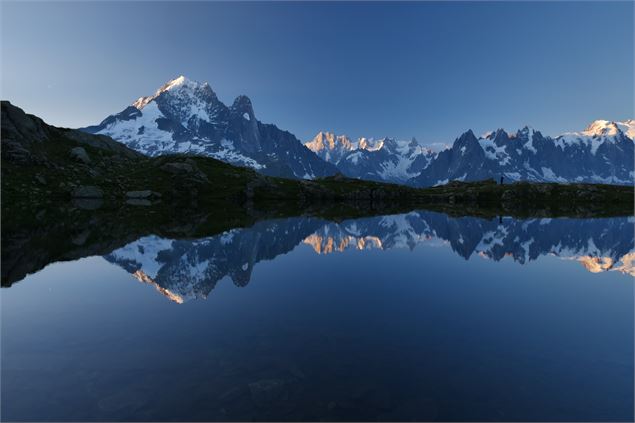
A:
[[2, 211, 633, 421]]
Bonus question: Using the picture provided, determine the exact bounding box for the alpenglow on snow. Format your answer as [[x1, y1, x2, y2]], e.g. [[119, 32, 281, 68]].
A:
[[305, 132, 436, 184], [81, 76, 338, 179]]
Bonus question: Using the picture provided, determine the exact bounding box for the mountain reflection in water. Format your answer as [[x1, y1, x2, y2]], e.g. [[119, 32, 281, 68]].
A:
[[3, 209, 634, 422], [104, 212, 634, 303]]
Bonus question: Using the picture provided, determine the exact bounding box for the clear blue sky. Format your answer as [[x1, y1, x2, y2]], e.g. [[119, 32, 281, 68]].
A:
[[2, 1, 633, 146]]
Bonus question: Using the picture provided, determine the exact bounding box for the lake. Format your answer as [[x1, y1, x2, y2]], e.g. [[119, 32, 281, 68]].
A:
[[2, 210, 633, 421]]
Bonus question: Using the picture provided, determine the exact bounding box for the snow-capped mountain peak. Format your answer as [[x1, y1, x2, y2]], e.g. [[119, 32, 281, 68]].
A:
[[583, 120, 622, 137], [131, 75, 208, 110], [81, 75, 338, 179], [581, 119, 635, 139], [555, 119, 633, 157]]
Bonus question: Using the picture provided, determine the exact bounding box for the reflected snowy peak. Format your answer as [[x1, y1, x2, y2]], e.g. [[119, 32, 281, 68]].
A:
[[105, 218, 324, 302], [105, 213, 634, 303]]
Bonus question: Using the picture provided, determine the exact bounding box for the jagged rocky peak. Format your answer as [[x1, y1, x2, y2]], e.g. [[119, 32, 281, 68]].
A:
[[463, 129, 477, 139], [229, 94, 261, 153], [306, 131, 354, 151], [514, 126, 543, 146], [486, 128, 510, 141], [455, 129, 479, 145], [313, 131, 336, 149], [305, 131, 356, 165], [231, 94, 256, 121], [481, 127, 529, 141], [514, 126, 532, 137]]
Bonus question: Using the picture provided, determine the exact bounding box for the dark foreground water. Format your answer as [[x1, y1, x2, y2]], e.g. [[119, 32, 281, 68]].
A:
[[2, 211, 634, 421]]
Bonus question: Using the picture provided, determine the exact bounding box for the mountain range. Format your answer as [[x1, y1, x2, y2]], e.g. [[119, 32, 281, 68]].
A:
[[306, 121, 635, 186], [0, 72, 604, 188], [409, 123, 634, 187], [79, 75, 634, 186]]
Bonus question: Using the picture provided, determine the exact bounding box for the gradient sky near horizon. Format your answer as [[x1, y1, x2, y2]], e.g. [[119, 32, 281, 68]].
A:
[[2, 1, 633, 146]]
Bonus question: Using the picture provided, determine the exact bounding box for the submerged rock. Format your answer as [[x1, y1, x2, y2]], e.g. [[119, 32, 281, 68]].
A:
[[71, 185, 103, 198], [126, 190, 161, 199]]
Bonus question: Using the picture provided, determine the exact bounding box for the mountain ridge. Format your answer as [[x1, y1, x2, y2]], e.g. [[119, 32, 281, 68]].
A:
[[305, 120, 634, 186], [409, 121, 634, 187]]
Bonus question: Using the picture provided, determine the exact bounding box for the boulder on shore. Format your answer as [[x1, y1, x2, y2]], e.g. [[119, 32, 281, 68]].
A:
[[69, 147, 90, 164]]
